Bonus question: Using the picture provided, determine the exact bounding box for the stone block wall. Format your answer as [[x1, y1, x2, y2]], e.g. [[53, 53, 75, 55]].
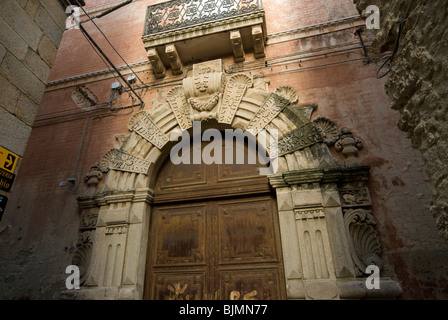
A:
[[0, 0, 66, 157]]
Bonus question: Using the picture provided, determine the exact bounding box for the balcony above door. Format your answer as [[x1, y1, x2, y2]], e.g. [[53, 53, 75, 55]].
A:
[[142, 0, 266, 78]]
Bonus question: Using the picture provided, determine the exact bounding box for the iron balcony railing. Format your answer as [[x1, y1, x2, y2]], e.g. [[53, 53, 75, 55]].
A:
[[143, 0, 264, 35]]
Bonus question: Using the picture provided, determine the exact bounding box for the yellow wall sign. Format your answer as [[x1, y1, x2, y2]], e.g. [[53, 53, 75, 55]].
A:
[[0, 146, 19, 174]]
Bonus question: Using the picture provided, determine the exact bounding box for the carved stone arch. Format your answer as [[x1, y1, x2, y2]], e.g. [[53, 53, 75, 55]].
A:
[[71, 60, 402, 300]]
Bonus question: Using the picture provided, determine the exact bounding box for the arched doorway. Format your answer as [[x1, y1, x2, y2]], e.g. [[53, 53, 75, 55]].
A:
[[143, 137, 286, 300]]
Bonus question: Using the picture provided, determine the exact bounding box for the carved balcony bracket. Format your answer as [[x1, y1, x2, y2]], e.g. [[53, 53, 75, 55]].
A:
[[252, 25, 266, 59], [147, 48, 166, 79], [142, 0, 266, 73], [230, 30, 245, 63], [165, 44, 183, 75]]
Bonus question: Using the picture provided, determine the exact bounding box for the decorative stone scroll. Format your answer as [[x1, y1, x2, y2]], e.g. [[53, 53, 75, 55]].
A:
[[245, 93, 290, 134], [72, 86, 98, 111], [128, 111, 169, 150], [343, 208, 383, 276], [72, 210, 98, 286], [193, 59, 223, 75], [100, 149, 152, 175], [166, 86, 193, 130], [274, 122, 324, 156], [219, 73, 253, 124]]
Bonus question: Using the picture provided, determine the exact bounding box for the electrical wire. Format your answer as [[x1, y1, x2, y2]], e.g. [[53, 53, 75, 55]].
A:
[[376, 0, 414, 79], [78, 25, 123, 86], [75, 0, 145, 86], [36, 39, 370, 123], [72, 0, 145, 107]]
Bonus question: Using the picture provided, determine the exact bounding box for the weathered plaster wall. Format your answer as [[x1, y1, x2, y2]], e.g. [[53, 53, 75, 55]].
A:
[[353, 0, 448, 242]]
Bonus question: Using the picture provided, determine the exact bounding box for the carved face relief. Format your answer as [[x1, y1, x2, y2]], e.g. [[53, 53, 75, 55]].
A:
[[194, 74, 209, 93]]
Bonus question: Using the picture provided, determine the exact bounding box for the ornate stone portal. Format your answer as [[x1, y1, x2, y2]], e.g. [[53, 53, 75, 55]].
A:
[[70, 60, 402, 300]]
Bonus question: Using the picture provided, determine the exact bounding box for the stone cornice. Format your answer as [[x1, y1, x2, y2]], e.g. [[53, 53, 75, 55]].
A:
[[267, 15, 365, 45], [77, 188, 155, 208], [45, 60, 151, 91], [268, 165, 371, 188]]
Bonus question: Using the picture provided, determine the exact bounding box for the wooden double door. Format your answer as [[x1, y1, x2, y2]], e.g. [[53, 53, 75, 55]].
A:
[[144, 139, 285, 300]]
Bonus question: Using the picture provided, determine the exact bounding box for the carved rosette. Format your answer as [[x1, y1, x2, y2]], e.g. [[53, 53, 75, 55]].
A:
[[343, 208, 383, 276], [245, 93, 291, 135], [273, 86, 299, 105], [128, 110, 169, 150], [313, 117, 339, 146], [100, 148, 152, 175], [219, 73, 253, 124], [166, 86, 193, 130]]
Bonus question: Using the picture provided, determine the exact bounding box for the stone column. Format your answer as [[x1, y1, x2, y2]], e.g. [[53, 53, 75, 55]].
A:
[[67, 189, 154, 300], [270, 166, 402, 299]]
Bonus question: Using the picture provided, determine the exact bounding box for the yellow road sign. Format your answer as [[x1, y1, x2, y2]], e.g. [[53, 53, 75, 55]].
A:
[[0, 146, 19, 174]]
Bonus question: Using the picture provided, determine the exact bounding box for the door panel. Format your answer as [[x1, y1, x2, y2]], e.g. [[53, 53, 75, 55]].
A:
[[152, 272, 206, 300], [154, 140, 270, 204], [153, 203, 208, 266], [216, 197, 278, 264], [146, 197, 285, 300], [219, 268, 282, 300]]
